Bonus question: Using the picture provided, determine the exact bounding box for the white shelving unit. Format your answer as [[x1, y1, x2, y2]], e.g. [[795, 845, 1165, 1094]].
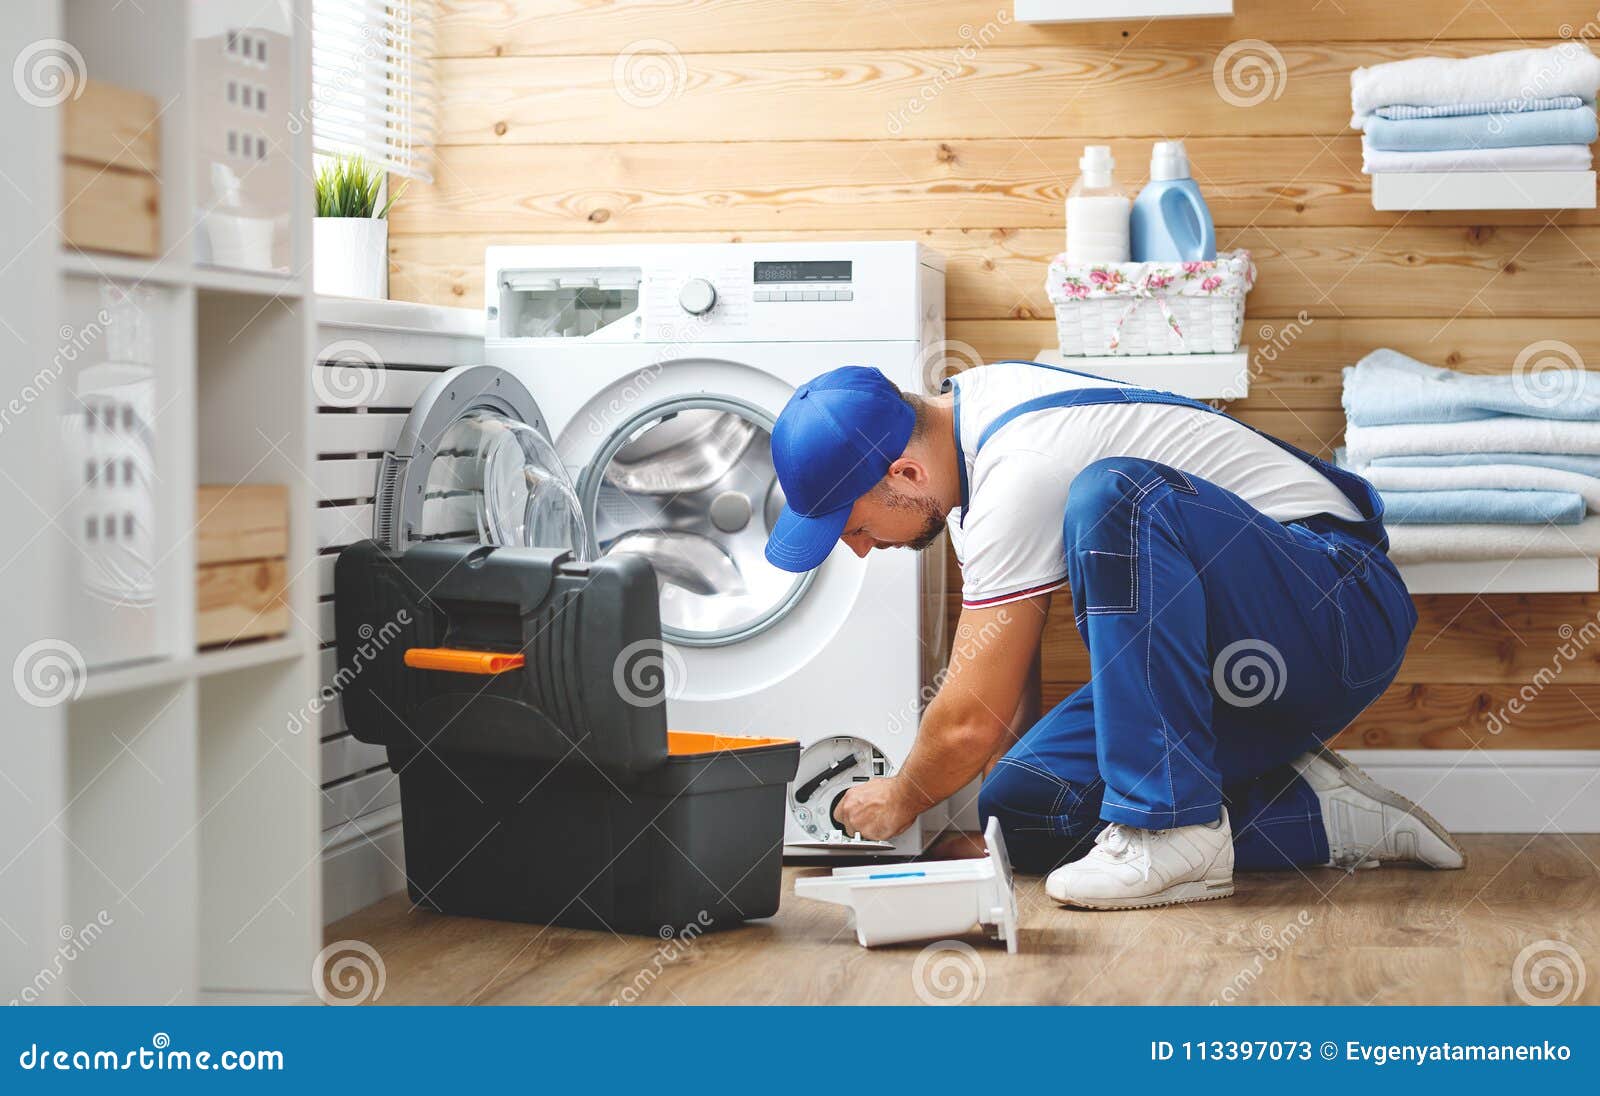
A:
[[1371, 171, 1598, 212], [1014, 0, 1232, 22], [1397, 557, 1600, 595], [1, 1, 319, 1003], [1032, 348, 1251, 400]]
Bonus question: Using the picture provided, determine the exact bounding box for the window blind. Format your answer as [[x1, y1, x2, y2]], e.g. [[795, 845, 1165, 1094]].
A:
[[311, 0, 436, 182]]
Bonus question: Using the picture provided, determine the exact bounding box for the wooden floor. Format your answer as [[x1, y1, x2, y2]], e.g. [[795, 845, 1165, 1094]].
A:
[[326, 835, 1598, 1006]]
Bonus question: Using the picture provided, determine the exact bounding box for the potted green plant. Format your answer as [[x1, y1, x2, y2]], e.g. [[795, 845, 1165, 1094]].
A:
[[313, 154, 407, 298]]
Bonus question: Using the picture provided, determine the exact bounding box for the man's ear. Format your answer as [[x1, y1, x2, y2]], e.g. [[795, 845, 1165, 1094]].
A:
[[886, 455, 929, 488]]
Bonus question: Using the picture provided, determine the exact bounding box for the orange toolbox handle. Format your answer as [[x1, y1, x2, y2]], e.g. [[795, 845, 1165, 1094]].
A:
[[404, 647, 526, 675]]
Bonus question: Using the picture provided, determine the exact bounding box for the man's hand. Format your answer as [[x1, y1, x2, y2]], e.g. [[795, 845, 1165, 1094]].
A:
[[833, 777, 921, 841]]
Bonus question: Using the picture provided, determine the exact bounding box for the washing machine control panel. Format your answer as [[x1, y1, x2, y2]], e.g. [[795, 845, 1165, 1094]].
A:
[[486, 243, 931, 343], [751, 259, 855, 303]]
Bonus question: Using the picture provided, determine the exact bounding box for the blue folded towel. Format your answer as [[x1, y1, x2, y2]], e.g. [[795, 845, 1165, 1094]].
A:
[[1363, 103, 1598, 151], [1370, 451, 1600, 477], [1374, 95, 1586, 120], [1380, 488, 1585, 524], [1342, 348, 1600, 426]]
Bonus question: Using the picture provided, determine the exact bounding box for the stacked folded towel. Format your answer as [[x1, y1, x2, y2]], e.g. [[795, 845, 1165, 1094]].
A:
[[1340, 349, 1600, 563], [1351, 44, 1600, 175]]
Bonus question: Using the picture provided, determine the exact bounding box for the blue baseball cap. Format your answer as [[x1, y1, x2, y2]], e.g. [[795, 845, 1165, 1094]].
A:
[[765, 366, 914, 572]]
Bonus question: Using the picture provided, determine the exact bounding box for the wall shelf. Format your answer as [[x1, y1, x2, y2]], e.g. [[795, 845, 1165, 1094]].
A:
[[1014, 0, 1232, 22], [1397, 556, 1599, 595], [60, 249, 307, 298], [1032, 348, 1250, 400], [1371, 171, 1597, 211]]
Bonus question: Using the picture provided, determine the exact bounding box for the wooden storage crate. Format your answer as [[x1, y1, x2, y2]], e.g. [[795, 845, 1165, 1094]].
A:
[[61, 80, 161, 257], [195, 484, 289, 647]]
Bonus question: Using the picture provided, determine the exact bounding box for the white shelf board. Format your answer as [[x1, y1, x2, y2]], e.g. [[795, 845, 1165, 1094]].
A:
[[1032, 348, 1250, 399], [80, 636, 312, 701], [60, 248, 191, 288], [1371, 171, 1596, 211], [1398, 556, 1599, 595], [61, 249, 307, 298], [1015, 0, 1231, 21], [192, 266, 308, 299]]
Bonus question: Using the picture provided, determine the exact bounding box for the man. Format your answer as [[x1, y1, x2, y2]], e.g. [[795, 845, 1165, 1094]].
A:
[[764, 361, 1463, 910]]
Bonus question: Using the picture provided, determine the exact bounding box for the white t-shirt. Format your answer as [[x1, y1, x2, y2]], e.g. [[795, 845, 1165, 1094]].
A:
[[946, 363, 1362, 608]]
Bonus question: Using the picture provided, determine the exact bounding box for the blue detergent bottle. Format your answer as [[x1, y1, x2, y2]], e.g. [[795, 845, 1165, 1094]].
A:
[[1129, 140, 1216, 262]]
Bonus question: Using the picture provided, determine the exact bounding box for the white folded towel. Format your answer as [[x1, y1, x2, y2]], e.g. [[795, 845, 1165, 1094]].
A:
[[1351, 43, 1600, 129], [1362, 142, 1594, 174], [1345, 418, 1600, 467], [1362, 463, 1600, 512], [1386, 515, 1600, 563]]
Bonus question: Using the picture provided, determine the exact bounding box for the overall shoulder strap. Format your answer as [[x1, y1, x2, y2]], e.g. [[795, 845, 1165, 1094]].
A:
[[965, 365, 1387, 537]]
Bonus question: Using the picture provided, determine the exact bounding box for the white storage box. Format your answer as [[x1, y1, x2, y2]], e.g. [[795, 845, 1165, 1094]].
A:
[[1047, 249, 1255, 356], [794, 817, 1019, 951]]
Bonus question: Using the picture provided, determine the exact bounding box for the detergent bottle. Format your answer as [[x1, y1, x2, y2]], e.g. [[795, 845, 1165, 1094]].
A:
[[1129, 140, 1216, 263], [1064, 145, 1131, 265]]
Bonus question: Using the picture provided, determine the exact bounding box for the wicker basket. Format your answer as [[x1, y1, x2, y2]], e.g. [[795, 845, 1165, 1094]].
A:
[[1047, 250, 1255, 357]]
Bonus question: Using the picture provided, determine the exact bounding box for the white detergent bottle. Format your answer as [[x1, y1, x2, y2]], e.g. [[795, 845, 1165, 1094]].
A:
[[1129, 140, 1216, 262], [1065, 145, 1131, 265]]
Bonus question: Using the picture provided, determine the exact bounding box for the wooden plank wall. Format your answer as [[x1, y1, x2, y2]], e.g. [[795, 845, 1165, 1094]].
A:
[[390, 0, 1600, 750]]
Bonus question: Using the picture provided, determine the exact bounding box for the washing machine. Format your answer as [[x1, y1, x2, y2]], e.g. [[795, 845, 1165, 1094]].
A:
[[481, 241, 964, 856]]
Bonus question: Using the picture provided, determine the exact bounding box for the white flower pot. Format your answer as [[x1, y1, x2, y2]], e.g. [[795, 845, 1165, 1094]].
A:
[[314, 217, 388, 298]]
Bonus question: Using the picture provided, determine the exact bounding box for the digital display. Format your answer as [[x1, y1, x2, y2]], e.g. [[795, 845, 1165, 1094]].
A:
[[754, 260, 853, 284]]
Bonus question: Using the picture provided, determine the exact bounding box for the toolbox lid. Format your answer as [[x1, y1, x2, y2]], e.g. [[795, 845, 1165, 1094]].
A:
[[335, 539, 673, 777]]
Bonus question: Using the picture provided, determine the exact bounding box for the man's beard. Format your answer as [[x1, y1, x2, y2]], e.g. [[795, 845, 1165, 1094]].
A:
[[883, 492, 947, 551]]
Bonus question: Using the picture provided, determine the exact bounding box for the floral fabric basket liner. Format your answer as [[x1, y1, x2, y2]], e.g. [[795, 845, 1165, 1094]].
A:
[[1046, 249, 1256, 353]]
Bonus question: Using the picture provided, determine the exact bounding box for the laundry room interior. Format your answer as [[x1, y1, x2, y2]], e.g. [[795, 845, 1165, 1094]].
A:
[[4, 0, 1598, 1011]]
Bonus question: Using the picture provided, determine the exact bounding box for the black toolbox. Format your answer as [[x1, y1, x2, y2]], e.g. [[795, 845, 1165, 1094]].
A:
[[334, 540, 799, 935]]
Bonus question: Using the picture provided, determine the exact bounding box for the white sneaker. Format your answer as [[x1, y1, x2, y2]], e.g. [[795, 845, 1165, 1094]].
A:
[[1046, 808, 1235, 910], [1292, 746, 1465, 870]]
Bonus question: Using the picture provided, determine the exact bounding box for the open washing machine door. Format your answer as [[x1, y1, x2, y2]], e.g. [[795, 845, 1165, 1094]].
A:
[[577, 394, 814, 648], [372, 365, 588, 555]]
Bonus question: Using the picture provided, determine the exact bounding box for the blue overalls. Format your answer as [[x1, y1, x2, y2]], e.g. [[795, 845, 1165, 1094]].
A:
[[969, 366, 1418, 874]]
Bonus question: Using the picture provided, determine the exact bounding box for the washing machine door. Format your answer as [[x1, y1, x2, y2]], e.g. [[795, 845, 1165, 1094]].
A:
[[373, 366, 588, 555], [578, 394, 813, 647]]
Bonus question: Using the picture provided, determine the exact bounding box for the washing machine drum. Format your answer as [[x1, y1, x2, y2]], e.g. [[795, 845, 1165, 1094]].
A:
[[372, 366, 588, 556], [581, 396, 814, 648]]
